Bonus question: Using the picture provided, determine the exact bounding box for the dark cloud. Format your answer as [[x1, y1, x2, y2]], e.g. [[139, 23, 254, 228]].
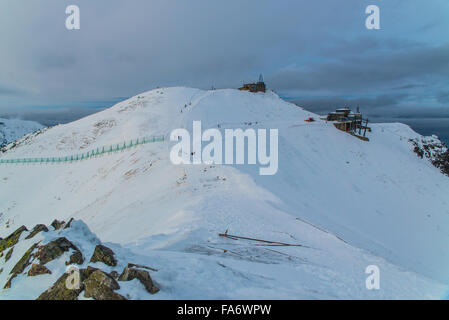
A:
[[0, 0, 448, 120], [291, 93, 408, 114], [269, 43, 449, 94]]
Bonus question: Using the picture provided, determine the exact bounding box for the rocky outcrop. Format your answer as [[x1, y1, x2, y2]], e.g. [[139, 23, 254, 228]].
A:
[[35, 237, 82, 265], [37, 272, 83, 300], [25, 224, 49, 240], [37, 266, 101, 300], [50, 220, 66, 230], [84, 270, 126, 300], [119, 266, 159, 294], [1, 219, 160, 299], [2, 223, 83, 290], [89, 244, 117, 266], [5, 247, 13, 262], [81, 266, 99, 278], [0, 226, 28, 253], [36, 263, 158, 300], [66, 250, 84, 265], [433, 150, 449, 176], [4, 243, 38, 289], [410, 137, 449, 176], [27, 264, 52, 276], [64, 218, 74, 229]]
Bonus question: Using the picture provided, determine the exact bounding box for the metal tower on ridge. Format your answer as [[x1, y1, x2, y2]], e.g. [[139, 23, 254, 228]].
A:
[[259, 74, 264, 83]]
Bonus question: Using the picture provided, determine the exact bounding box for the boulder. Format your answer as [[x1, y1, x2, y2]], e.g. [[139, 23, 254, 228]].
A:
[[89, 244, 117, 266], [118, 266, 159, 294], [27, 264, 52, 276], [80, 266, 99, 279], [37, 272, 83, 300], [25, 224, 49, 240], [0, 225, 28, 253], [35, 237, 82, 265], [83, 270, 126, 300]]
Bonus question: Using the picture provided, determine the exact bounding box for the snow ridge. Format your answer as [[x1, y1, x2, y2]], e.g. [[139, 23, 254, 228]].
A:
[[1, 87, 448, 299]]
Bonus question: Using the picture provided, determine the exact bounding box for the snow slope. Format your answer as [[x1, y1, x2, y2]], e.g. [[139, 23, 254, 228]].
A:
[[0, 118, 43, 147], [1, 87, 449, 299]]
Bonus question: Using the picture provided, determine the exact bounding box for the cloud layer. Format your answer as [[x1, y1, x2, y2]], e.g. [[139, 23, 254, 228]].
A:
[[0, 0, 448, 120]]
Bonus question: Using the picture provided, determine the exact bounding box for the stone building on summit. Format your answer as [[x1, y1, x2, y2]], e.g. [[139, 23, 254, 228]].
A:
[[239, 74, 266, 93]]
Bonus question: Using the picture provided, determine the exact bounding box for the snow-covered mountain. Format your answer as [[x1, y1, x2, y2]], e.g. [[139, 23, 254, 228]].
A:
[[1, 87, 449, 299], [0, 118, 43, 148]]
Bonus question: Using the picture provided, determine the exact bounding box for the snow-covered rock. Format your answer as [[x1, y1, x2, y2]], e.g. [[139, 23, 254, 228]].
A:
[[1, 87, 448, 299], [0, 118, 43, 148], [409, 136, 449, 176], [0, 219, 159, 300]]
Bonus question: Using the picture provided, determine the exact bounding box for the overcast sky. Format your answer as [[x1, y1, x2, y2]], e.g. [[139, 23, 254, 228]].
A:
[[0, 0, 448, 122]]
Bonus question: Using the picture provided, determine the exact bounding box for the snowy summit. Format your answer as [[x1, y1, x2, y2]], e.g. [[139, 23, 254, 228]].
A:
[[1, 87, 449, 299]]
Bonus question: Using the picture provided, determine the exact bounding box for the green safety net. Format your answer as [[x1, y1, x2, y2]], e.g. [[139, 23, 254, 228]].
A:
[[0, 135, 164, 164]]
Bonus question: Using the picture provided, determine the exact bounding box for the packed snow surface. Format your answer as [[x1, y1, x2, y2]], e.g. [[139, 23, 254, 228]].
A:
[[1, 87, 449, 299]]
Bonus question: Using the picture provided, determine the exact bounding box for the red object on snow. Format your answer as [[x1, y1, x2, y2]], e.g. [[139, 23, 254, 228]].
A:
[[304, 117, 315, 122]]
